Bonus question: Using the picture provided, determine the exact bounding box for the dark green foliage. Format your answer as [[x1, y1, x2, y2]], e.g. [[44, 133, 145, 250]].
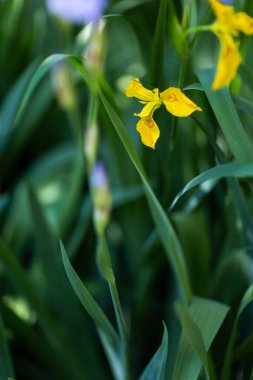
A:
[[1, 0, 253, 379]]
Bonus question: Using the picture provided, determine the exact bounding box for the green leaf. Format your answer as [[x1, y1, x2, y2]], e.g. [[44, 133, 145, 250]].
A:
[[237, 285, 253, 318], [0, 239, 63, 345], [221, 285, 253, 380], [96, 236, 115, 285], [139, 324, 168, 380], [1, 305, 75, 380], [60, 241, 122, 378], [27, 184, 84, 319], [172, 297, 229, 380], [168, 0, 189, 60], [0, 60, 37, 149], [170, 163, 253, 210], [60, 242, 119, 351], [174, 303, 209, 376], [110, 0, 155, 13], [148, 0, 167, 87], [98, 88, 192, 303], [197, 68, 253, 163], [232, 94, 253, 118], [0, 312, 15, 379], [14, 54, 87, 126]]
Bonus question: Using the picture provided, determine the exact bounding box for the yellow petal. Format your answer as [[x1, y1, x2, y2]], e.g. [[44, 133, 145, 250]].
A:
[[136, 117, 160, 149], [212, 32, 241, 90], [160, 88, 202, 117], [209, 0, 234, 21], [134, 100, 161, 118], [231, 12, 253, 35], [125, 78, 159, 102]]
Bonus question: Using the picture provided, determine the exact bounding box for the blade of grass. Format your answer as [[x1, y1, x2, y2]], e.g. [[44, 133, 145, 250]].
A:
[[148, 0, 167, 87], [98, 89, 192, 304], [1, 306, 74, 380], [12, 53, 191, 302], [170, 163, 253, 210], [174, 303, 210, 378], [96, 234, 130, 380], [0, 60, 38, 152], [168, 0, 189, 60], [139, 323, 168, 380], [197, 68, 253, 163], [0, 240, 65, 346], [172, 297, 229, 380], [28, 185, 111, 376], [27, 184, 84, 318], [222, 285, 253, 380], [0, 240, 54, 338], [232, 94, 253, 118], [14, 54, 87, 127], [110, 0, 155, 13], [189, 113, 253, 245], [60, 242, 119, 352], [0, 312, 15, 379], [61, 241, 123, 379]]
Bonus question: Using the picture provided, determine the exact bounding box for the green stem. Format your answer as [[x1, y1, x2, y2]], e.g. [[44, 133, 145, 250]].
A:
[[100, 234, 130, 380], [179, 58, 188, 89], [170, 56, 188, 151], [169, 116, 178, 155], [67, 104, 83, 154], [85, 93, 99, 174], [188, 7, 212, 49], [186, 24, 212, 35], [58, 104, 84, 236], [163, 56, 188, 211], [182, 0, 190, 30]]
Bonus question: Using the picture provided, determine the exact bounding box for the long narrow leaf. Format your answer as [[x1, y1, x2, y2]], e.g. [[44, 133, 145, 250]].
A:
[[172, 297, 229, 380], [232, 94, 253, 118], [98, 89, 192, 303], [0, 240, 58, 336], [170, 163, 253, 210], [0, 60, 37, 141], [110, 0, 155, 13], [14, 54, 86, 126], [60, 242, 119, 351], [168, 0, 189, 60], [197, 68, 253, 163], [222, 285, 253, 380], [139, 324, 168, 380], [175, 303, 209, 376], [148, 0, 167, 87], [0, 312, 15, 379]]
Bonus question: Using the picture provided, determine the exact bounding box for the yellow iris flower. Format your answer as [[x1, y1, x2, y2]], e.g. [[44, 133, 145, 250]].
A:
[[209, 0, 253, 90], [125, 78, 202, 149]]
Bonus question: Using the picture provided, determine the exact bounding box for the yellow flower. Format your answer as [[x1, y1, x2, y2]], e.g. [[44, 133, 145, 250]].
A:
[[209, 0, 253, 90], [125, 78, 202, 149]]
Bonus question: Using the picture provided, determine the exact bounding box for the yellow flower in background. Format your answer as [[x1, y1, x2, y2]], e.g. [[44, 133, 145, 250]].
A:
[[209, 0, 253, 90], [125, 78, 202, 149]]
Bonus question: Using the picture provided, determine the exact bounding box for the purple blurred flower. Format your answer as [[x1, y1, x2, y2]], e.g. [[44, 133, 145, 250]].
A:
[[46, 0, 107, 24], [90, 161, 108, 189], [90, 161, 111, 234], [219, 0, 233, 4]]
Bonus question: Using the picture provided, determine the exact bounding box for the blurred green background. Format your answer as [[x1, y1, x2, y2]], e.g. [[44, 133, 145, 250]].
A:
[[1, 0, 253, 379]]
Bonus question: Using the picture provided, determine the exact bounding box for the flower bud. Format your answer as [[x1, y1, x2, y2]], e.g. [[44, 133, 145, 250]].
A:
[[84, 122, 99, 172], [90, 161, 111, 235], [83, 19, 106, 76], [51, 63, 76, 111]]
